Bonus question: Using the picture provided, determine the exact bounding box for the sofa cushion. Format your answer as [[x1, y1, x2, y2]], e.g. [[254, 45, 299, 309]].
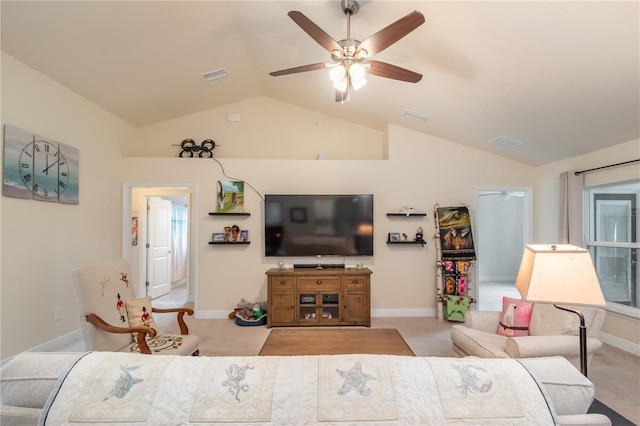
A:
[[518, 357, 595, 415], [0, 405, 43, 426], [0, 352, 80, 409], [497, 296, 533, 337], [529, 303, 577, 336], [451, 324, 509, 358]]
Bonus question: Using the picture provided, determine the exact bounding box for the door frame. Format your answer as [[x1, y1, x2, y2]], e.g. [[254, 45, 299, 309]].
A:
[[122, 183, 200, 311]]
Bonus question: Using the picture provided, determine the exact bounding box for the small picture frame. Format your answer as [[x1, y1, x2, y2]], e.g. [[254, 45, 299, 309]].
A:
[[212, 233, 225, 242], [240, 230, 249, 242], [388, 232, 401, 242]]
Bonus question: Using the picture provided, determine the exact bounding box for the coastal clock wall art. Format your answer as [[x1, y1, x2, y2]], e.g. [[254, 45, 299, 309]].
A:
[[2, 124, 79, 204]]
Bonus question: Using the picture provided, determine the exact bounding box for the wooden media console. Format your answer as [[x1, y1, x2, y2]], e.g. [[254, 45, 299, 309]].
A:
[[266, 267, 372, 327]]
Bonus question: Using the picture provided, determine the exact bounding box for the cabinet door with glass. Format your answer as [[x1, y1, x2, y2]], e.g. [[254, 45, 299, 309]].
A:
[[297, 276, 341, 325]]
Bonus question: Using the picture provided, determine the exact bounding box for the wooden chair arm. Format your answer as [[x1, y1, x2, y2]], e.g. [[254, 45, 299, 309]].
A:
[[86, 313, 156, 354], [151, 307, 194, 335]]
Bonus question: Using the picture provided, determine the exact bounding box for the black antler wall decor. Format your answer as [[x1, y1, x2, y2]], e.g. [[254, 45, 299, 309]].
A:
[[175, 139, 217, 158]]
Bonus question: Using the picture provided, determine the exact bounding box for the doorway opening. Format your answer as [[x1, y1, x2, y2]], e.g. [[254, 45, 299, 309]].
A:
[[122, 184, 199, 311], [475, 188, 533, 311]]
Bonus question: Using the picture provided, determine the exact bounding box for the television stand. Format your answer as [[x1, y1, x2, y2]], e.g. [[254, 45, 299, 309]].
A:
[[293, 263, 345, 269], [266, 267, 371, 328]]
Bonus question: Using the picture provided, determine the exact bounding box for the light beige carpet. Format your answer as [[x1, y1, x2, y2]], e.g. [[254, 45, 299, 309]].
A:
[[258, 328, 415, 356]]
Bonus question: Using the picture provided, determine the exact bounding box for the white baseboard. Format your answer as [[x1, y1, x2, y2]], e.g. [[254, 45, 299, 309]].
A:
[[195, 310, 230, 320], [1, 329, 84, 367], [600, 331, 640, 357], [371, 308, 436, 317], [478, 276, 516, 283], [28, 329, 84, 352]]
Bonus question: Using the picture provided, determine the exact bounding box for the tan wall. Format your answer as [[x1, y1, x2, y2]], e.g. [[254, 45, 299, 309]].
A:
[[0, 53, 134, 358], [131, 96, 384, 160]]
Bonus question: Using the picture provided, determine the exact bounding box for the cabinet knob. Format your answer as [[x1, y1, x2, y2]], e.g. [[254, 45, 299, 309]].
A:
[[352, 280, 358, 284], [279, 281, 286, 285], [316, 280, 322, 284]]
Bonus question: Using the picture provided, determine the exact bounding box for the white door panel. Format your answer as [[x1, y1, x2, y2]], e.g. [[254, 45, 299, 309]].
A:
[[148, 197, 172, 299]]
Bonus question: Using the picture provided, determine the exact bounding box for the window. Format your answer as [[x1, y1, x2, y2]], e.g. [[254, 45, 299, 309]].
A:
[[585, 180, 639, 317]]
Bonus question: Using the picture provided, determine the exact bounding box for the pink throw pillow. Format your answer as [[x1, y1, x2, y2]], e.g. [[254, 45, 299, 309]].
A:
[[497, 296, 533, 337]]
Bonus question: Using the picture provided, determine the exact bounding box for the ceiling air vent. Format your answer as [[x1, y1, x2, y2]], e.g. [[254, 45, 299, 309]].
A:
[[403, 110, 430, 122], [489, 136, 524, 150], [201, 69, 228, 82]]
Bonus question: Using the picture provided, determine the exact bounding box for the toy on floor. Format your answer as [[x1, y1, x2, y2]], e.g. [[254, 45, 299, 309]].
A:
[[228, 299, 266, 321]]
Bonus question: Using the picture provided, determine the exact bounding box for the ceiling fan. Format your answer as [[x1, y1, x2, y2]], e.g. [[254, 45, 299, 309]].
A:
[[269, 0, 425, 102]]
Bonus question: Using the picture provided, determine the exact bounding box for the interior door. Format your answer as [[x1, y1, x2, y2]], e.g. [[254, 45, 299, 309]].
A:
[[147, 197, 172, 299]]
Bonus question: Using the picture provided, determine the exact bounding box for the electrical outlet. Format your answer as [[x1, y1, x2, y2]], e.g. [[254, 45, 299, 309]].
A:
[[54, 309, 62, 321]]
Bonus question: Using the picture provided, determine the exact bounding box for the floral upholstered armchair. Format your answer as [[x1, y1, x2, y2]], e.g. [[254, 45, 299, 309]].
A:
[[72, 260, 199, 356]]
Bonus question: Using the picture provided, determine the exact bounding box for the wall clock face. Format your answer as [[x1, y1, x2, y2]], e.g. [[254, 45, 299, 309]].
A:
[[29, 139, 65, 201], [3, 125, 79, 203]]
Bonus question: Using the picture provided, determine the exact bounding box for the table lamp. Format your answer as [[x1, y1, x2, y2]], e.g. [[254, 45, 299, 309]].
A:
[[515, 244, 606, 376]]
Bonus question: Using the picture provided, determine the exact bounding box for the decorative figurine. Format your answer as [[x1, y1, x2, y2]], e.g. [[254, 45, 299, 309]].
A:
[[414, 226, 426, 247]]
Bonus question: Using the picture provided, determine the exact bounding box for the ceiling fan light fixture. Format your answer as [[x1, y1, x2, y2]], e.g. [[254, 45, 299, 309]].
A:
[[348, 62, 366, 80], [351, 74, 367, 90], [329, 64, 347, 84], [333, 78, 348, 92]]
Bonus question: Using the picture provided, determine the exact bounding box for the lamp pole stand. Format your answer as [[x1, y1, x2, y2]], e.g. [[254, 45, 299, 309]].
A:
[[554, 304, 588, 377]]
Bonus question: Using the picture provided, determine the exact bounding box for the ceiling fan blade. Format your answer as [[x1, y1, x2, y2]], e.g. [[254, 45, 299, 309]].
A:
[[287, 11, 342, 53], [357, 11, 425, 56], [270, 62, 327, 77], [367, 60, 422, 83]]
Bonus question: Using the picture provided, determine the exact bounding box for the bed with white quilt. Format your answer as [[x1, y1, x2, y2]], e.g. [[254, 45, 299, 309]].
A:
[[0, 351, 610, 425]]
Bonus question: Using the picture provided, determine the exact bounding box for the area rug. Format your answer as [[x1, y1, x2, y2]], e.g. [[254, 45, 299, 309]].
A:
[[258, 328, 415, 356]]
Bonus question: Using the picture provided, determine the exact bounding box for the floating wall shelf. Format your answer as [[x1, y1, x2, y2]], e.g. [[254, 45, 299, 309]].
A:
[[386, 213, 427, 217], [387, 241, 425, 246], [209, 241, 251, 245], [209, 212, 250, 216]]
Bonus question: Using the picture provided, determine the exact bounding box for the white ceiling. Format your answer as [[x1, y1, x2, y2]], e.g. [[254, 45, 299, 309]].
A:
[[1, 1, 638, 166]]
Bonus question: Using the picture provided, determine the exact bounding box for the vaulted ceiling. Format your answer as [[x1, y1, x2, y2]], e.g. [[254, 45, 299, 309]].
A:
[[2, 1, 638, 166]]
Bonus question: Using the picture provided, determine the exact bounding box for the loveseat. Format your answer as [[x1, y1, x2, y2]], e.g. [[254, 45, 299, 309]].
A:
[[451, 302, 606, 371], [1, 351, 610, 425]]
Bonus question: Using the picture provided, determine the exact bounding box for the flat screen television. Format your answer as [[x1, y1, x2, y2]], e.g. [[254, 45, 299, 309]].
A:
[[264, 194, 374, 257]]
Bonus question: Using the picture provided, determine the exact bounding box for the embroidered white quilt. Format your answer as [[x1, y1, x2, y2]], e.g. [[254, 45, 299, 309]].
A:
[[39, 352, 555, 425]]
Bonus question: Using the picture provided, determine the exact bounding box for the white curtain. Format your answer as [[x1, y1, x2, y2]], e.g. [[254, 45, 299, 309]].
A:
[[171, 202, 188, 283], [559, 171, 585, 246]]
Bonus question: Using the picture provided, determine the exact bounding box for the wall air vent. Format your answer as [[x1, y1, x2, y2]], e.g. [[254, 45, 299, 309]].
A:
[[489, 136, 525, 150], [201, 69, 228, 82]]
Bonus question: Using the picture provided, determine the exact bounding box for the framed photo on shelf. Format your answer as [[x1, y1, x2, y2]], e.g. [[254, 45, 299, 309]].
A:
[[212, 233, 225, 242], [240, 230, 249, 242], [388, 232, 401, 242]]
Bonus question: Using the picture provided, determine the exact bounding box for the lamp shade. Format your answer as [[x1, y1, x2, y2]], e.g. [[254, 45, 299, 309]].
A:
[[515, 244, 606, 306]]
